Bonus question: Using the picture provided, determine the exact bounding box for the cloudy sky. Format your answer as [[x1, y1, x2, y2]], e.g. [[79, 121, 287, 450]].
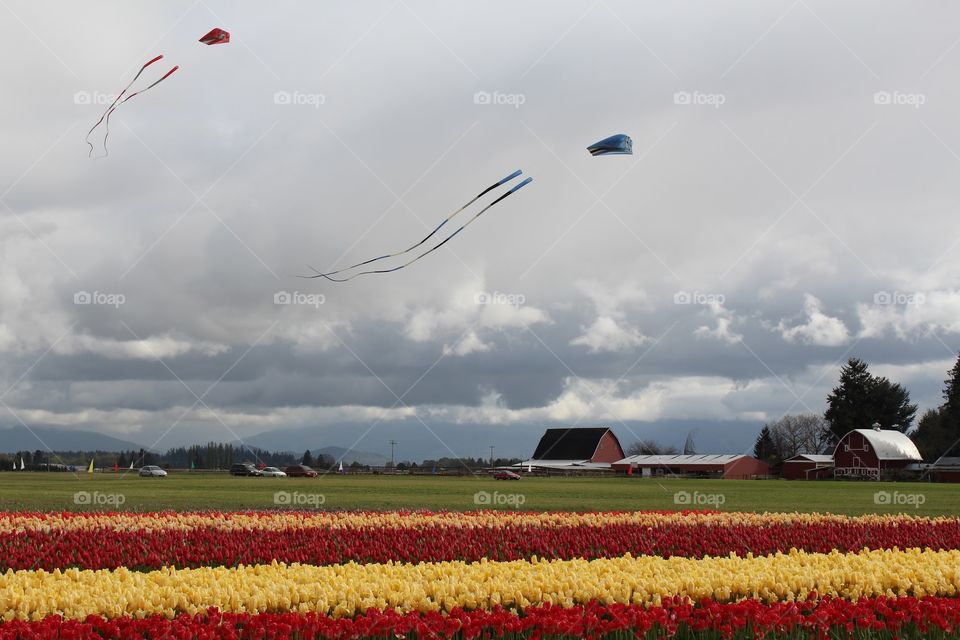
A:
[[2, 0, 960, 460]]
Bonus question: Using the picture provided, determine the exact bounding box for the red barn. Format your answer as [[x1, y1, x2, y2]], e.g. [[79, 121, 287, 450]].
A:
[[832, 428, 922, 480], [782, 454, 834, 480], [929, 457, 960, 483], [517, 427, 625, 471], [612, 454, 770, 479]]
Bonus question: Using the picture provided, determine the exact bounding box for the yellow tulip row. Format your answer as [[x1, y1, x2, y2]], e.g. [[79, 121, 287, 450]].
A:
[[2, 549, 958, 621], [2, 510, 951, 533]]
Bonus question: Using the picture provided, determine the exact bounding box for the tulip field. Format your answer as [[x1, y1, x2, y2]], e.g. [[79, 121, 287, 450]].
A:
[[1, 506, 960, 638], [0, 474, 958, 638]]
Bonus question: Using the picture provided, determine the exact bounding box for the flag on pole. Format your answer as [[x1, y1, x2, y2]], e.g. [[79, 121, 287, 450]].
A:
[[627, 464, 633, 476], [190, 459, 196, 471], [19, 457, 25, 471], [87, 459, 94, 474], [129, 460, 135, 470], [113, 460, 119, 472], [527, 463, 532, 473], [338, 460, 343, 473]]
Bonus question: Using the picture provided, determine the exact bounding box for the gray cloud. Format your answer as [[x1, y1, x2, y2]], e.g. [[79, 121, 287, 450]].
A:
[[2, 1, 960, 459]]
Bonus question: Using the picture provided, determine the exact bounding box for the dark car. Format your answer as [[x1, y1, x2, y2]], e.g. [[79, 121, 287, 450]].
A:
[[230, 462, 262, 477], [284, 464, 318, 478], [493, 470, 521, 480]]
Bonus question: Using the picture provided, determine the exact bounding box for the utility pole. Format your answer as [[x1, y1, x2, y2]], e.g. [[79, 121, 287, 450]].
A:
[[389, 440, 398, 468], [489, 445, 495, 469]]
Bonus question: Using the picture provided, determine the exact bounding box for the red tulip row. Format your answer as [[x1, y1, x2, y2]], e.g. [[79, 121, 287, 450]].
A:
[[3, 517, 960, 570], [1, 597, 959, 639]]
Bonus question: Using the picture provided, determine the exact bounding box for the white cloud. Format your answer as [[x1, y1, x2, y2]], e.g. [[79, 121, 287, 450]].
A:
[[404, 280, 550, 346], [778, 294, 850, 346], [445, 375, 778, 425], [695, 302, 743, 344], [572, 316, 649, 353], [443, 330, 491, 357], [57, 334, 229, 360], [857, 290, 960, 339], [571, 280, 649, 353]]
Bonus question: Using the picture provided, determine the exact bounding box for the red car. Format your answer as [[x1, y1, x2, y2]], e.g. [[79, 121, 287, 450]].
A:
[[493, 470, 521, 480], [284, 464, 318, 477]]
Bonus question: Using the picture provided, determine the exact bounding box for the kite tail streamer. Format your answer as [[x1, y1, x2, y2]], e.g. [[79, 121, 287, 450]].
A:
[[87, 58, 178, 159], [85, 55, 165, 158], [313, 176, 533, 282], [308, 170, 523, 279]]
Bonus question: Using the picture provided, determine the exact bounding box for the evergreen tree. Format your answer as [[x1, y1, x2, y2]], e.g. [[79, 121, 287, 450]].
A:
[[941, 354, 960, 433], [910, 355, 960, 459], [753, 426, 777, 463], [825, 358, 917, 441], [302, 450, 314, 466], [910, 409, 954, 459]]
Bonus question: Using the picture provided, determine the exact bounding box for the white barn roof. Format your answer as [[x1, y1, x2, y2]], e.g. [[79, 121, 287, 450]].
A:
[[515, 460, 612, 469], [615, 454, 749, 466], [848, 429, 922, 461], [785, 454, 834, 464]]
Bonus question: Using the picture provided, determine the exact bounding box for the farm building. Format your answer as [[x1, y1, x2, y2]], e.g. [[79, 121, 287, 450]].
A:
[[612, 454, 770, 479], [926, 457, 960, 483], [832, 428, 922, 480], [782, 454, 834, 480], [517, 427, 624, 471]]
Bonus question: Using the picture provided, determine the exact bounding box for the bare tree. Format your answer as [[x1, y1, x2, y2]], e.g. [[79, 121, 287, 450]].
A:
[[765, 414, 832, 461], [625, 439, 679, 456]]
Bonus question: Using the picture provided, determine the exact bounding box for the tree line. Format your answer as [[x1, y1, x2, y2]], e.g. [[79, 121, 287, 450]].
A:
[[753, 355, 960, 470], [0, 443, 305, 472], [0, 444, 522, 472], [625, 355, 960, 472]]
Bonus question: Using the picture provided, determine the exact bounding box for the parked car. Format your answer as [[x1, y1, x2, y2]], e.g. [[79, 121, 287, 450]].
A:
[[229, 462, 262, 476], [260, 466, 287, 477], [138, 465, 167, 477], [284, 464, 318, 477], [493, 470, 521, 480]]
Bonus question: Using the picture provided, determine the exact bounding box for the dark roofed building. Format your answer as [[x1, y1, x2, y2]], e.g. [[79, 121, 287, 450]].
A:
[[518, 427, 625, 470]]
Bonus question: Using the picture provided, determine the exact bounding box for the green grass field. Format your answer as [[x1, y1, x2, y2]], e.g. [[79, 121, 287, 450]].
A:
[[0, 472, 956, 515]]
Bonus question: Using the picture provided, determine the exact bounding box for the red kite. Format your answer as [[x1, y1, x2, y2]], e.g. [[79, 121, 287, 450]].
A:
[[199, 28, 230, 45], [85, 28, 229, 158]]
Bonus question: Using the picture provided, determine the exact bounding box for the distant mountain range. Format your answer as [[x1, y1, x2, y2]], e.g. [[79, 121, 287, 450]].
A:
[[239, 421, 550, 462], [312, 446, 387, 466], [0, 426, 148, 453], [0, 418, 764, 460]]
